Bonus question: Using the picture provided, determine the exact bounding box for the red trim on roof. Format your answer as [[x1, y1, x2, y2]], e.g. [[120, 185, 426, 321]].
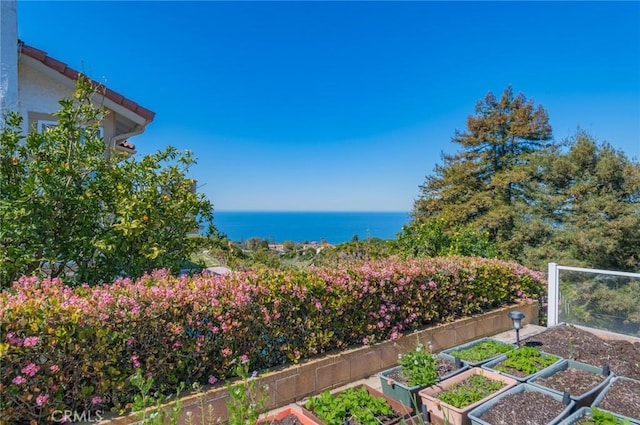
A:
[[19, 41, 155, 122]]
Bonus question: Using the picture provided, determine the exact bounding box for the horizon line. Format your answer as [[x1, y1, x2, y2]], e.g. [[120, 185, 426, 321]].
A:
[[214, 210, 411, 214]]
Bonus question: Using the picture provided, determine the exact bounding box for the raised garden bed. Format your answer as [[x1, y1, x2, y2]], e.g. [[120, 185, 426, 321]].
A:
[[301, 384, 412, 425], [592, 376, 640, 424], [440, 338, 516, 367], [259, 407, 323, 425], [482, 346, 561, 382], [379, 353, 468, 409], [528, 359, 612, 408], [468, 383, 574, 425], [522, 324, 640, 381], [558, 406, 636, 425], [418, 367, 517, 425]]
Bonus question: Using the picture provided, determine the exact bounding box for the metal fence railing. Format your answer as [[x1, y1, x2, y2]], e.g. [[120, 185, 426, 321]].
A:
[[547, 263, 640, 337]]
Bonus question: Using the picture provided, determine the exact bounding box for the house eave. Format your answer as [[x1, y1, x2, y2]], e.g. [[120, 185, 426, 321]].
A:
[[18, 44, 155, 127]]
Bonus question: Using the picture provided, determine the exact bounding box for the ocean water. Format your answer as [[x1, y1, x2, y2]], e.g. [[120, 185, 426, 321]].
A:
[[213, 211, 411, 244]]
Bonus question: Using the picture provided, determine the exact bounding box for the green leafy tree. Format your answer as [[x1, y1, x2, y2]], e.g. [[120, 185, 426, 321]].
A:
[[313, 237, 393, 267], [0, 77, 214, 287], [523, 131, 640, 271], [393, 218, 496, 259], [413, 86, 553, 259]]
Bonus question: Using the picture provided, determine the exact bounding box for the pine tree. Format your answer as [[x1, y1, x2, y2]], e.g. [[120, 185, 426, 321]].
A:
[[414, 86, 552, 258]]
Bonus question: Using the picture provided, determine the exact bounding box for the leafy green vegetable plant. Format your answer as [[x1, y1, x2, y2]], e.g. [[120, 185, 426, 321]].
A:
[[495, 346, 558, 376], [306, 386, 395, 425], [436, 375, 505, 409], [583, 407, 632, 425], [397, 343, 438, 387], [450, 340, 514, 363]]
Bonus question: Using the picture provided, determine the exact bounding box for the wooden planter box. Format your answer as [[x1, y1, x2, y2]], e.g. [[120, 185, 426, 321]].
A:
[[418, 367, 518, 425]]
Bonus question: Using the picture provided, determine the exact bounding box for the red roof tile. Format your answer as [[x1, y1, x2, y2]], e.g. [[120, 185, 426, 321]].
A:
[[19, 41, 155, 123]]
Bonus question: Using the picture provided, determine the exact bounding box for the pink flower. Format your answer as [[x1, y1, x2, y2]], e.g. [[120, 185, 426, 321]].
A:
[[126, 337, 134, 346], [49, 365, 60, 373], [91, 396, 103, 405], [6, 332, 22, 346], [23, 336, 39, 347], [241, 354, 249, 364], [208, 375, 218, 385], [131, 355, 141, 368], [12, 375, 27, 385], [221, 347, 232, 357], [21, 363, 39, 377], [172, 341, 182, 348], [36, 393, 49, 407]]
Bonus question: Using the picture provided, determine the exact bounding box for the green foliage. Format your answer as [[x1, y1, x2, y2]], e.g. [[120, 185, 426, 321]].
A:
[[306, 386, 394, 425], [587, 407, 632, 425], [129, 369, 184, 425], [495, 346, 558, 376], [412, 87, 640, 271], [397, 344, 439, 387], [0, 77, 214, 287], [522, 131, 640, 271], [559, 275, 640, 337], [0, 257, 543, 423], [313, 237, 394, 267], [225, 360, 268, 425], [437, 374, 505, 408], [393, 218, 496, 259], [449, 340, 514, 363], [414, 86, 553, 260]]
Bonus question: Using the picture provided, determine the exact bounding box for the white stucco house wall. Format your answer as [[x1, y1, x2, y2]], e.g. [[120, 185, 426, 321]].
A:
[[0, 0, 154, 154]]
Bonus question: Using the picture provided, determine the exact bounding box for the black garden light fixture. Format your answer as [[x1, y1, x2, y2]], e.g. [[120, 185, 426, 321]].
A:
[[508, 311, 525, 347]]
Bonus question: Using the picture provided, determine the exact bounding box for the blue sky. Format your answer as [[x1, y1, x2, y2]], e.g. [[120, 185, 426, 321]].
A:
[[17, 1, 640, 212]]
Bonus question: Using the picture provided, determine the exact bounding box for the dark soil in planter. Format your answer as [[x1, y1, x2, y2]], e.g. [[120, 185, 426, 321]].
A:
[[385, 357, 459, 386], [523, 324, 640, 380], [265, 414, 305, 425], [598, 378, 640, 421], [533, 367, 606, 396], [478, 391, 567, 425]]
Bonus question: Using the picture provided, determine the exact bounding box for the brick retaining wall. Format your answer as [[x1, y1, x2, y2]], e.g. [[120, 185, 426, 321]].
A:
[[100, 302, 538, 424]]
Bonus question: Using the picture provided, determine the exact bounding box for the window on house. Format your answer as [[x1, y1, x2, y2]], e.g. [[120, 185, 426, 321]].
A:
[[37, 120, 104, 137], [37, 120, 58, 133]]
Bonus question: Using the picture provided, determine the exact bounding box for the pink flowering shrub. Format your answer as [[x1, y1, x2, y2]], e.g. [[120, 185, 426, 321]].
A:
[[0, 257, 544, 423]]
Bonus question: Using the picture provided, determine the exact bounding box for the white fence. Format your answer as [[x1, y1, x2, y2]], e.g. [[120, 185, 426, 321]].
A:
[[547, 263, 640, 337]]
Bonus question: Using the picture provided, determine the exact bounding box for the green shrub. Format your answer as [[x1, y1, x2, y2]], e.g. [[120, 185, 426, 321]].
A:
[[0, 256, 544, 422]]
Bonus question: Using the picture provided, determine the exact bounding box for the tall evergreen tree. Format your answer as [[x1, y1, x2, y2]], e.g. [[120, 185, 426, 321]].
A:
[[526, 131, 640, 271], [414, 86, 553, 258]]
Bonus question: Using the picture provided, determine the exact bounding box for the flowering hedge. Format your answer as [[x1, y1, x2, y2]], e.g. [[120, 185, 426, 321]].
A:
[[0, 256, 544, 423]]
